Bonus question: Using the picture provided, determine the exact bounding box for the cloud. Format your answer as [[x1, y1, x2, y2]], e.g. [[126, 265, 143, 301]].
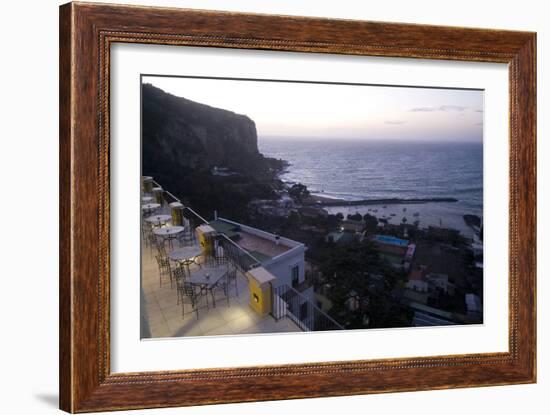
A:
[[410, 105, 468, 112], [439, 105, 467, 112], [409, 107, 437, 112], [385, 120, 406, 125]]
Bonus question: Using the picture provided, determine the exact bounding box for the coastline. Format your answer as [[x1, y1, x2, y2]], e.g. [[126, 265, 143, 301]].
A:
[[269, 154, 481, 238], [277, 179, 480, 238], [303, 193, 458, 207]]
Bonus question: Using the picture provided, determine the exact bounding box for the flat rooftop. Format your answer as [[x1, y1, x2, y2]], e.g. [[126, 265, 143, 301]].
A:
[[209, 219, 292, 261], [236, 230, 290, 259]]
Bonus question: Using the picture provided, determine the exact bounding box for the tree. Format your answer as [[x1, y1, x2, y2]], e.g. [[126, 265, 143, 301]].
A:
[[363, 213, 378, 232], [347, 212, 363, 221], [317, 238, 413, 329], [288, 183, 310, 203], [320, 240, 380, 327], [326, 214, 341, 230], [364, 293, 413, 328]]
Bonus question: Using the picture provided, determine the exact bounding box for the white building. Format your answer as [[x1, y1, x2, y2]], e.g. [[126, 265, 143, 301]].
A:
[[210, 218, 319, 330]]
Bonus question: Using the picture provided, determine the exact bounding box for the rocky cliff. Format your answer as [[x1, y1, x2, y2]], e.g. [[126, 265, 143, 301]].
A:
[[142, 83, 261, 174], [141, 83, 284, 220]]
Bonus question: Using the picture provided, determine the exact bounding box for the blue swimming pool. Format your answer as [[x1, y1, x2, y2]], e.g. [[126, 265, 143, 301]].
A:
[[373, 235, 409, 247]]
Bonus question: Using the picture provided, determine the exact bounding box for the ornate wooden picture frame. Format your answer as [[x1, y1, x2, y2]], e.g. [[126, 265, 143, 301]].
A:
[[59, 2, 536, 412]]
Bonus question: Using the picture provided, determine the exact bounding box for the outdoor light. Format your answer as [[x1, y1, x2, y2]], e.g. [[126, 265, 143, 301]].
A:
[[253, 293, 259, 303]]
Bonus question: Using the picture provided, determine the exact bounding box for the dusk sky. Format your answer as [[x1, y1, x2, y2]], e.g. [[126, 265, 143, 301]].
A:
[[144, 76, 484, 142]]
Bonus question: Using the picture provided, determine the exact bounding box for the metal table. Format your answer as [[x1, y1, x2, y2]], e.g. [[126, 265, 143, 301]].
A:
[[141, 203, 161, 215], [145, 214, 172, 228], [185, 266, 229, 311], [169, 246, 202, 264], [153, 226, 184, 250], [188, 267, 227, 287]]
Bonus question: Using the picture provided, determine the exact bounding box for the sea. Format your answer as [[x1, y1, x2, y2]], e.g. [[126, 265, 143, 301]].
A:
[[258, 138, 483, 238]]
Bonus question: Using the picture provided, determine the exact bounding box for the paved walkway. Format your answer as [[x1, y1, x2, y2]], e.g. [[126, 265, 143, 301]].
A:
[[140, 240, 301, 338]]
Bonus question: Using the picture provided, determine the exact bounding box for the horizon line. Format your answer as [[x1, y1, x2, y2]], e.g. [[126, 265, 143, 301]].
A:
[[258, 135, 483, 143]]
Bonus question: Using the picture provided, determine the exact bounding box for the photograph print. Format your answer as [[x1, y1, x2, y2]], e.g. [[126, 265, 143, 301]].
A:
[[140, 75, 484, 339]]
